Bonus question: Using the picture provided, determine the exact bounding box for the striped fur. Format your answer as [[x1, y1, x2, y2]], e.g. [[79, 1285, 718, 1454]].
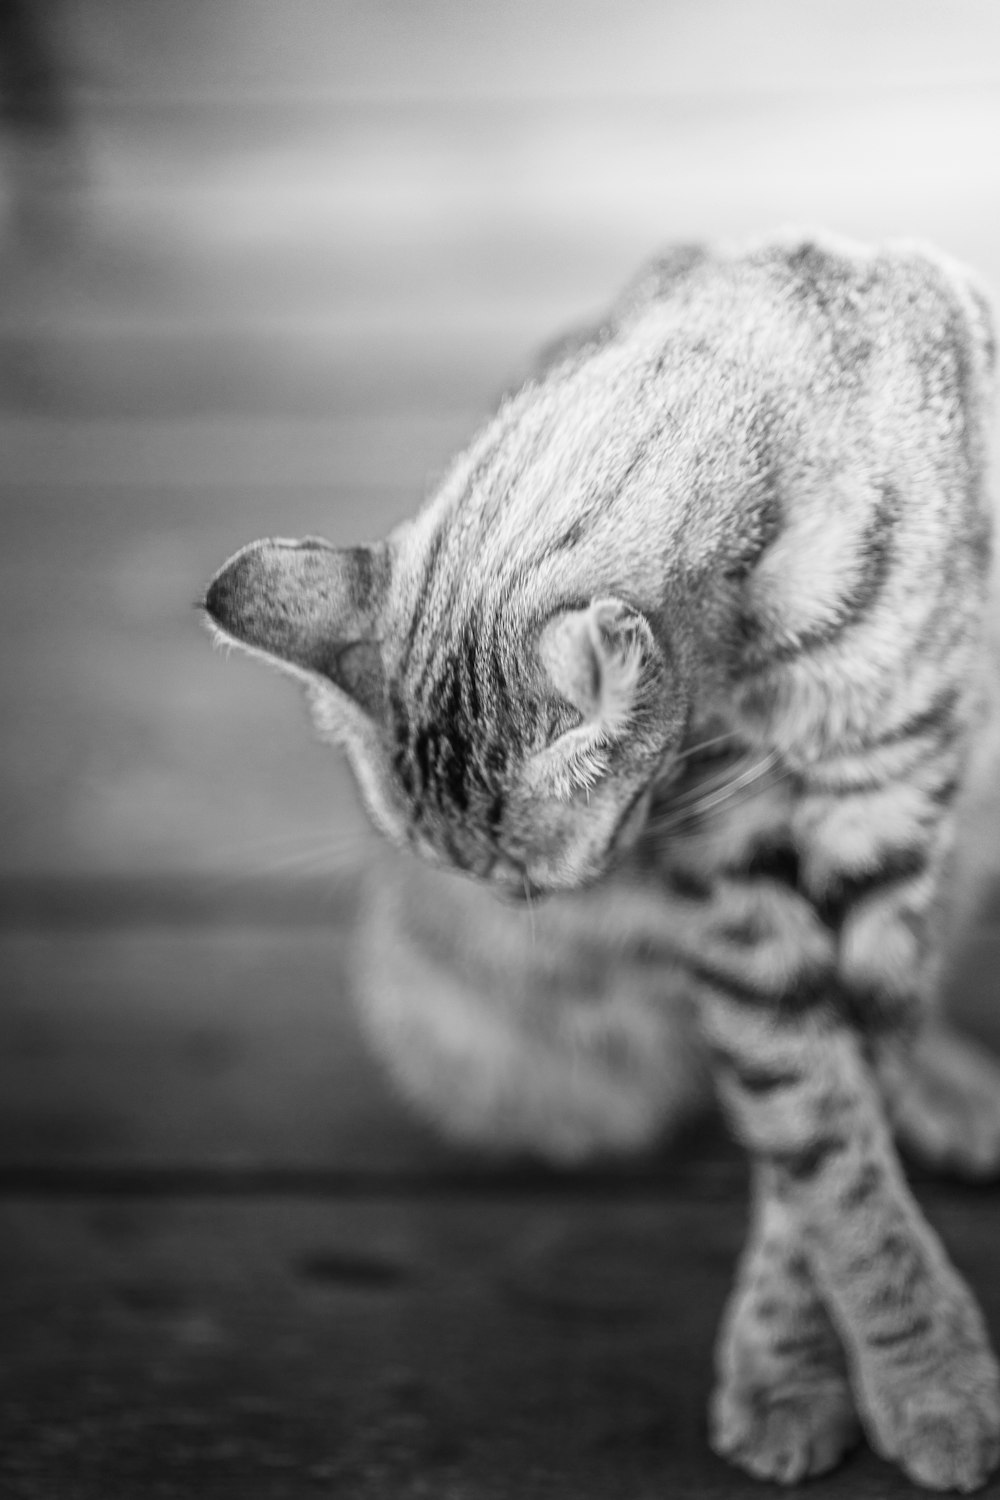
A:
[[206, 232, 1000, 1490]]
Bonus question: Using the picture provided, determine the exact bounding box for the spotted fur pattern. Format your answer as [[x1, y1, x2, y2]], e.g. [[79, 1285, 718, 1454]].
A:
[[206, 231, 1000, 1490]]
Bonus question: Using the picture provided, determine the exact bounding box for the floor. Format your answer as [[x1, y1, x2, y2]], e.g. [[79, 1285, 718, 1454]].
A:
[[4, 1171, 1000, 1500], [3, 3, 1000, 1496]]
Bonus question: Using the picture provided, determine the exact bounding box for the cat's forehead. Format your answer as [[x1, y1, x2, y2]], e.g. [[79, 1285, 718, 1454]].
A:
[[386, 592, 536, 752], [376, 558, 555, 850], [384, 639, 516, 853], [388, 335, 671, 609]]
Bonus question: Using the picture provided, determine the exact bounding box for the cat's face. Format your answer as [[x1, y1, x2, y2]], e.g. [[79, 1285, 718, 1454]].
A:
[[205, 532, 686, 899]]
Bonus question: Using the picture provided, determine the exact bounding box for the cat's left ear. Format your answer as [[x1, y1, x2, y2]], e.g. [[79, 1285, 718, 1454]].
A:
[[204, 537, 389, 714]]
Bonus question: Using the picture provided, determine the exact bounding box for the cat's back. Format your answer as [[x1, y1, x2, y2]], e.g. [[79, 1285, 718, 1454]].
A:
[[615, 232, 994, 393], [600, 235, 990, 491]]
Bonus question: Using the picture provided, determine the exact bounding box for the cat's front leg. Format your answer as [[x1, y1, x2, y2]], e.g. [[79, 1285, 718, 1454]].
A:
[[704, 993, 1000, 1492], [794, 747, 1000, 1182], [710, 1160, 860, 1483]]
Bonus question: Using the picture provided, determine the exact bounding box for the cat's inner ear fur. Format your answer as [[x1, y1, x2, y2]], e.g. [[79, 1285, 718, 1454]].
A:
[[531, 598, 650, 799], [204, 537, 388, 715]]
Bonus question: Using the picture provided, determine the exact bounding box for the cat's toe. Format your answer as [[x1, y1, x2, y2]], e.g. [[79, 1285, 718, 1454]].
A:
[[864, 1354, 1000, 1493], [709, 1378, 860, 1484], [903, 1409, 1000, 1494]]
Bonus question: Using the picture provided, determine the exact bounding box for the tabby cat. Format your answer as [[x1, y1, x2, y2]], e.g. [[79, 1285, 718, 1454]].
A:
[[206, 232, 1000, 1491]]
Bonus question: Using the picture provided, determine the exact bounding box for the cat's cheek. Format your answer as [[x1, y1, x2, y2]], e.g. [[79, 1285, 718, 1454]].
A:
[[305, 682, 409, 847], [352, 770, 410, 848]]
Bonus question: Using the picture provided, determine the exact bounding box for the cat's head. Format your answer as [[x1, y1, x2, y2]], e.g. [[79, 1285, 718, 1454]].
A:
[[203, 309, 720, 896], [204, 528, 686, 900]]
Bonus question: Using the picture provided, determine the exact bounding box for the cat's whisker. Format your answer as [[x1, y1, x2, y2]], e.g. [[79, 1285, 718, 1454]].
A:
[[671, 729, 741, 765], [646, 753, 783, 836], [523, 873, 538, 946], [686, 755, 784, 817], [211, 826, 373, 860], [690, 749, 781, 806], [652, 731, 743, 799], [246, 834, 376, 876], [661, 760, 757, 810], [660, 742, 771, 800], [651, 756, 769, 820]]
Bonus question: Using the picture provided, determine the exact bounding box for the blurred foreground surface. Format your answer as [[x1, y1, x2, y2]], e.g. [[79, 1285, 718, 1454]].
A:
[[1, 893, 1000, 1496], [3, 3, 1000, 1495]]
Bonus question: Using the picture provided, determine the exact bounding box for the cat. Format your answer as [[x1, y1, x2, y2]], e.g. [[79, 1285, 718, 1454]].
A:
[[205, 231, 1000, 1491]]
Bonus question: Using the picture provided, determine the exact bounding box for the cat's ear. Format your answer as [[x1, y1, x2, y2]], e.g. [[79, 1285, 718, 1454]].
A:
[[539, 598, 649, 731], [531, 598, 654, 799], [204, 537, 389, 714]]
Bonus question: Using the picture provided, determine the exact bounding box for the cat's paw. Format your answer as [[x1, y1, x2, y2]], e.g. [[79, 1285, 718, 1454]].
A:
[[892, 1025, 1000, 1180], [709, 1377, 860, 1484], [859, 1282, 1000, 1495], [862, 1351, 1000, 1493]]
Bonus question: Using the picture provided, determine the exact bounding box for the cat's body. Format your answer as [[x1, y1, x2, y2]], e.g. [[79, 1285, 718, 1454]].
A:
[[207, 232, 1000, 1490]]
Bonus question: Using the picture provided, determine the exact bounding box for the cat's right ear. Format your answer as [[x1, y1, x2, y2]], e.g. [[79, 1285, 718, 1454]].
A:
[[528, 598, 655, 798], [538, 598, 649, 730], [203, 537, 389, 716]]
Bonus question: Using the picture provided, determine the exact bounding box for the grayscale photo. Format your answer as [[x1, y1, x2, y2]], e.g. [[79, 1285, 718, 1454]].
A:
[[3, 3, 1000, 1496]]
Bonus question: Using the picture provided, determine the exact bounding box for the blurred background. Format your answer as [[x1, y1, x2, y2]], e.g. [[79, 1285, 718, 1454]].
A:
[[4, 0, 1000, 1166], [4, 0, 1000, 894]]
